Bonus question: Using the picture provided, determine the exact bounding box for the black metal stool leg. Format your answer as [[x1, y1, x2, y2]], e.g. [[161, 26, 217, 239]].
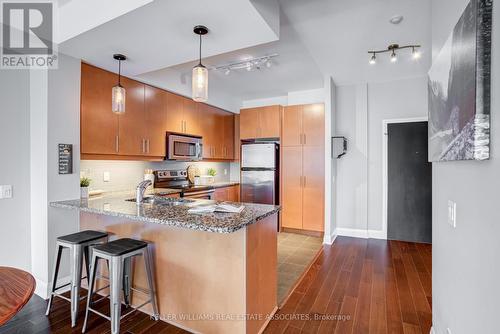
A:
[[46, 243, 63, 316]]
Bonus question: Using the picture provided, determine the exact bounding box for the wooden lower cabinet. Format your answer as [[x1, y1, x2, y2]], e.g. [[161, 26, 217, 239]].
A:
[[214, 185, 240, 202]]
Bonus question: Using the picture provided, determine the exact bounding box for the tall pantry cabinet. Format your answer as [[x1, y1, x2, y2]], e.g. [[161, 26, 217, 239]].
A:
[[281, 104, 325, 232]]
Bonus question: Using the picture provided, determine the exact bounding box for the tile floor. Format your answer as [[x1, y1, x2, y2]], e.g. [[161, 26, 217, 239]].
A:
[[277, 232, 323, 303]]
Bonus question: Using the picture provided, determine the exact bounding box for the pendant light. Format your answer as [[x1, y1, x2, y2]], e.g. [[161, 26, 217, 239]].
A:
[[112, 54, 126, 114], [192, 25, 209, 102]]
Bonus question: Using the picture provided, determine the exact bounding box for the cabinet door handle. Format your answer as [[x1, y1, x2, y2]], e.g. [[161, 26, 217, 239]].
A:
[[300, 134, 303, 145], [142, 139, 145, 153], [303, 134, 306, 145], [115, 135, 119, 153], [146, 139, 150, 154], [303, 176, 306, 188]]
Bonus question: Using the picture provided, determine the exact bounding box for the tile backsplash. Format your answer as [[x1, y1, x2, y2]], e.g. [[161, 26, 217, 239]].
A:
[[81, 160, 235, 192]]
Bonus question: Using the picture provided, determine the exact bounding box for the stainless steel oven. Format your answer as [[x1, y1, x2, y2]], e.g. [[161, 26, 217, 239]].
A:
[[166, 133, 203, 161]]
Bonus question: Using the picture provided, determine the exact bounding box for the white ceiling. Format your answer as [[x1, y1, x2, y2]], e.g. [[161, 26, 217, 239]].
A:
[[279, 0, 432, 85], [136, 12, 324, 106], [59, 0, 279, 76], [58, 0, 432, 110]]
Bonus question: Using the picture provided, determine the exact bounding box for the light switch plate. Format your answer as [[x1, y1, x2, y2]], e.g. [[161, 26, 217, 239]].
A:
[[103, 171, 110, 182], [448, 200, 456, 228], [0, 185, 13, 199]]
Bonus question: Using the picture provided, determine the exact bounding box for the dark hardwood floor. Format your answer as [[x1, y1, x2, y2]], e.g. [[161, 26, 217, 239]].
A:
[[0, 237, 431, 334], [265, 237, 432, 334]]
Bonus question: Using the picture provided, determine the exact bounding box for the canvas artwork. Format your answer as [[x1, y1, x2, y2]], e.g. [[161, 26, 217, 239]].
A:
[[428, 0, 492, 161]]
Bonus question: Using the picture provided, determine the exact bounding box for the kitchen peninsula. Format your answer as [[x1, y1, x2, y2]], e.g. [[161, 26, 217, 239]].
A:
[[51, 194, 280, 334]]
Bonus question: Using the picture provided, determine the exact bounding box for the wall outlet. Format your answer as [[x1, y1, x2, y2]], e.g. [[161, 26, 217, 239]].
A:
[[448, 200, 456, 228], [0, 185, 13, 199], [103, 171, 110, 182]]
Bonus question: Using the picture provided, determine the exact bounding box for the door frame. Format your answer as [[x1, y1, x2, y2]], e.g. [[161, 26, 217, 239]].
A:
[[382, 117, 428, 240]]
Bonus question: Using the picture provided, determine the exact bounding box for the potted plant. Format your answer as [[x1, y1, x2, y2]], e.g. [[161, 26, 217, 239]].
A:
[[80, 177, 91, 199], [206, 168, 217, 184]]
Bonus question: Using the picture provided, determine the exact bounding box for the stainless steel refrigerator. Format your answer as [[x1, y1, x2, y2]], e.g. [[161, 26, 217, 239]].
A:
[[240, 143, 279, 205]]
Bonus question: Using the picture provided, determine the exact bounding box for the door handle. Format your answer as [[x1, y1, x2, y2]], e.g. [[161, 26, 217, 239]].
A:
[[115, 135, 119, 153]]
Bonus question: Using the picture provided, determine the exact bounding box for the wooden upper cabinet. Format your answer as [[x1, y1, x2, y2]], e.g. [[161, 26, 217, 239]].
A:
[[240, 107, 260, 139], [118, 77, 146, 156], [240, 106, 280, 140], [81, 63, 119, 155], [213, 108, 226, 159], [183, 98, 202, 136], [282, 105, 302, 147], [302, 103, 325, 147], [234, 114, 240, 161], [144, 85, 167, 157], [165, 92, 184, 133], [223, 112, 235, 159], [259, 105, 281, 138], [80, 64, 234, 160], [198, 104, 216, 159]]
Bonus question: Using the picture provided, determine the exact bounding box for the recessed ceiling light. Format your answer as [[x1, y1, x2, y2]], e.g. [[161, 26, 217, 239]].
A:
[[389, 15, 404, 24]]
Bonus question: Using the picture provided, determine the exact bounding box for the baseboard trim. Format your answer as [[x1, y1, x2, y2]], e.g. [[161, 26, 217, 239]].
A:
[[336, 228, 386, 240], [35, 275, 71, 299], [323, 230, 338, 245]]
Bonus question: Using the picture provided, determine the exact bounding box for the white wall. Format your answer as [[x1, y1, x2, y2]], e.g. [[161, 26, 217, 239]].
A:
[[334, 76, 428, 237], [80, 160, 232, 193], [0, 70, 31, 270], [241, 88, 324, 108], [29, 53, 83, 298], [431, 0, 500, 333]]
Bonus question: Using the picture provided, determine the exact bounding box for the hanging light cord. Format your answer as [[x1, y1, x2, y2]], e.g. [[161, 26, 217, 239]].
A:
[[198, 34, 202, 66], [118, 60, 122, 86]]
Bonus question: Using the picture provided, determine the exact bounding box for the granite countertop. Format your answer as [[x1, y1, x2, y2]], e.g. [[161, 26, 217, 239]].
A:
[[50, 192, 279, 234]]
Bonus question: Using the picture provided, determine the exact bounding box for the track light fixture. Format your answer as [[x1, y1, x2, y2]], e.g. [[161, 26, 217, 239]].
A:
[[367, 43, 421, 64], [369, 53, 376, 65], [213, 54, 279, 74]]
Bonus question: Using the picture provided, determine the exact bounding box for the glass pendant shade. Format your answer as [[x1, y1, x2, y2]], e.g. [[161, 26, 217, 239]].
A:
[[192, 64, 208, 102], [112, 84, 126, 114]]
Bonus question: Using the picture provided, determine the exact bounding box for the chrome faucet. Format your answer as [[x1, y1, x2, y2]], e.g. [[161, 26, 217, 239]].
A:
[[136, 180, 152, 203]]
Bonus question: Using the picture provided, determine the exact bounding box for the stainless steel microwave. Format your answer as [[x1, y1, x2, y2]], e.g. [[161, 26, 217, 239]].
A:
[[166, 133, 203, 161]]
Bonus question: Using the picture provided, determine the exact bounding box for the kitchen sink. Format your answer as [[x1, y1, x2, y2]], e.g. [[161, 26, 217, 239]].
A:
[[125, 196, 194, 206]]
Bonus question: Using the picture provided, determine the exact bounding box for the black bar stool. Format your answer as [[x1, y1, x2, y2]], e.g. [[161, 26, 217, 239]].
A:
[[46, 230, 109, 327], [82, 238, 159, 334]]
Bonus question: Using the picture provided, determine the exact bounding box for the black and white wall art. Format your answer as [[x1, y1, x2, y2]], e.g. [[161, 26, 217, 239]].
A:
[[428, 0, 492, 161]]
